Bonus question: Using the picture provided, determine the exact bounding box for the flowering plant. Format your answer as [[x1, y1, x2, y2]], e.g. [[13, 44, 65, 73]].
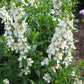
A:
[[0, 0, 83, 84]]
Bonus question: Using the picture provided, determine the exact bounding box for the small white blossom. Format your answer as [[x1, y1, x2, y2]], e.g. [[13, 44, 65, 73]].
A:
[[71, 71, 75, 76], [41, 58, 49, 66], [27, 0, 35, 6], [24, 67, 30, 75], [3, 79, 9, 84], [43, 73, 51, 83], [50, 9, 55, 14], [27, 58, 34, 66]]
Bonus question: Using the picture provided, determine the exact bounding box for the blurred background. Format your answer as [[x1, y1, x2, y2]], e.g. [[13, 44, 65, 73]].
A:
[[78, 0, 84, 10]]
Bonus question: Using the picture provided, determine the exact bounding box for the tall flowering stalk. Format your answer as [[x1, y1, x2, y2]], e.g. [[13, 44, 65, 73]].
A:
[[0, 1, 33, 76], [41, 0, 81, 83], [41, 18, 77, 83]]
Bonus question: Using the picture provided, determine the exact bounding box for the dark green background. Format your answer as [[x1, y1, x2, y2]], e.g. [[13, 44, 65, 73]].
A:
[[78, 0, 84, 9]]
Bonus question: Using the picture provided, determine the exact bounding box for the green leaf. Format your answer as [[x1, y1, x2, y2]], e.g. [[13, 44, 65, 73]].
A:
[[22, 59, 28, 68], [73, 19, 79, 23], [28, 79, 35, 84], [11, 0, 17, 4], [74, 40, 79, 43], [34, 32, 44, 41], [35, 70, 40, 77], [72, 50, 76, 54], [38, 78, 46, 84], [2, 0, 7, 6], [31, 45, 37, 51], [33, 40, 50, 45]]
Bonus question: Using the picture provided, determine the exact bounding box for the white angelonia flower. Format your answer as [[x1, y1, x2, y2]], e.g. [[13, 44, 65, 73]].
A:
[[48, 54, 51, 59], [73, 79, 82, 84], [27, 58, 34, 66], [19, 61, 22, 68], [6, 26, 11, 31], [51, 66, 56, 72], [56, 64, 60, 69], [23, 56, 27, 59], [18, 56, 22, 61], [71, 71, 75, 76], [20, 51, 24, 55], [3, 79, 9, 84], [50, 9, 55, 14], [24, 49, 28, 53], [43, 73, 51, 83], [23, 38, 27, 42], [57, 20, 67, 27], [41, 58, 49, 66], [58, 37, 62, 41], [18, 69, 24, 77], [70, 71, 82, 84], [52, 18, 56, 21], [24, 67, 30, 75], [35, 3, 38, 8], [27, 0, 35, 6], [4, 31, 7, 37]]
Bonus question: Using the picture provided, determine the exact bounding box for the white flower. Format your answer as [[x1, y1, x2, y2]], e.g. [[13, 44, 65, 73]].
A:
[[73, 79, 82, 84], [19, 61, 22, 68], [27, 0, 35, 5], [20, 51, 24, 55], [24, 67, 30, 75], [3, 79, 9, 84], [41, 58, 49, 66], [27, 58, 34, 66], [55, 63, 60, 69], [18, 56, 22, 61], [52, 18, 56, 21], [50, 9, 55, 14], [24, 49, 28, 53], [43, 73, 51, 83], [23, 56, 27, 59], [51, 66, 56, 72], [18, 69, 24, 77], [48, 54, 51, 59], [57, 21, 67, 27], [71, 71, 75, 76]]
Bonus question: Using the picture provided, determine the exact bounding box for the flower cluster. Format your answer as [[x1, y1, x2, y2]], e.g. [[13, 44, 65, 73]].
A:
[[48, 0, 63, 22], [41, 0, 77, 83], [71, 71, 82, 84], [41, 17, 76, 83], [0, 1, 33, 76], [43, 73, 51, 83], [52, 0, 63, 16], [28, 0, 35, 6]]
